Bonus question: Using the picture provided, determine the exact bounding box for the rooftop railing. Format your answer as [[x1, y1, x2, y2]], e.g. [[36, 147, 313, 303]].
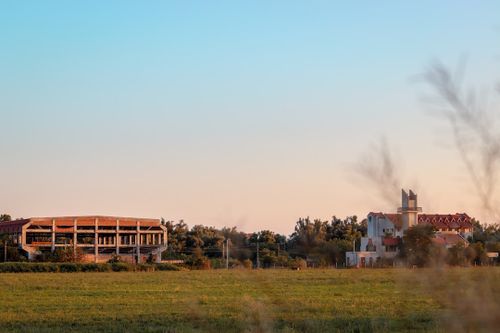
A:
[[397, 207, 422, 213]]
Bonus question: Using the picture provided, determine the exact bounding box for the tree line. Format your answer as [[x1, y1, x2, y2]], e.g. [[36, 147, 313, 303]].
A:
[[400, 220, 500, 267], [161, 216, 365, 269], [1, 213, 499, 268]]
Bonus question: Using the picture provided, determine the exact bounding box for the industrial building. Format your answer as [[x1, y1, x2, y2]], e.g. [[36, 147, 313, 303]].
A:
[[0, 216, 167, 263]]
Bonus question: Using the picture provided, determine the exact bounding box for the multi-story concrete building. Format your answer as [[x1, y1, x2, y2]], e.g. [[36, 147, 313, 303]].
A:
[[0, 216, 167, 263], [346, 190, 474, 267]]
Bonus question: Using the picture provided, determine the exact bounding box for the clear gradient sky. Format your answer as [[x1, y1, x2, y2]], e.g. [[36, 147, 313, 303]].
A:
[[1, 1, 499, 234]]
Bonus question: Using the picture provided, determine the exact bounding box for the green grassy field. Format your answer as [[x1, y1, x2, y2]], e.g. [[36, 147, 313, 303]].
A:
[[0, 268, 498, 333]]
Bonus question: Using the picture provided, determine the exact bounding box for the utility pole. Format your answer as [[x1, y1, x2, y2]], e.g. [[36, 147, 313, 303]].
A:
[[226, 239, 229, 269]]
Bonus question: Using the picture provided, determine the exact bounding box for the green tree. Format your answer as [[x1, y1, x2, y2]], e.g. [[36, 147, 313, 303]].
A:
[[465, 242, 489, 265], [447, 242, 467, 266], [0, 233, 10, 262], [289, 217, 328, 256], [0, 214, 12, 222], [162, 219, 189, 258], [400, 224, 436, 267], [51, 247, 84, 262]]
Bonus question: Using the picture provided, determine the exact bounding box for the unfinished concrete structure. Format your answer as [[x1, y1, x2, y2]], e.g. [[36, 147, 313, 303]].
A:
[[0, 216, 167, 263]]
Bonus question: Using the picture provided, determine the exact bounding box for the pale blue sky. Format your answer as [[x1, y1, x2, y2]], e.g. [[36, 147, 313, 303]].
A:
[[1, 1, 499, 233]]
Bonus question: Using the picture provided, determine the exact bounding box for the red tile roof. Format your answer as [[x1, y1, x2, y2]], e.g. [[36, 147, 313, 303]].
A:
[[433, 232, 468, 247], [418, 214, 472, 231], [383, 237, 401, 246], [368, 212, 403, 230], [0, 216, 162, 233], [385, 214, 403, 230], [0, 219, 30, 233], [369, 212, 473, 232]]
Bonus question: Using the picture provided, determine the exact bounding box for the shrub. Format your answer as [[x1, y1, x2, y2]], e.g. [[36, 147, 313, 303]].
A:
[[242, 259, 253, 269], [186, 255, 211, 269], [108, 254, 122, 264], [209, 258, 225, 269], [155, 263, 181, 271], [0, 261, 185, 273], [80, 263, 110, 272], [31, 263, 58, 272], [374, 257, 394, 268], [0, 262, 59, 272], [227, 258, 242, 269], [136, 264, 155, 272], [110, 262, 132, 272], [59, 263, 79, 272], [51, 248, 85, 263], [146, 254, 155, 264], [289, 258, 307, 270]]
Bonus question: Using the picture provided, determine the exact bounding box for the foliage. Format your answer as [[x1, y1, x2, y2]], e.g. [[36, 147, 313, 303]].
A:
[[0, 214, 12, 222], [446, 242, 468, 266], [288, 258, 307, 270], [0, 262, 181, 273], [160, 216, 366, 269], [51, 247, 85, 262], [242, 259, 253, 269], [400, 225, 436, 267], [107, 254, 122, 264], [155, 263, 182, 271], [287, 216, 364, 266], [0, 233, 27, 262], [469, 219, 500, 255]]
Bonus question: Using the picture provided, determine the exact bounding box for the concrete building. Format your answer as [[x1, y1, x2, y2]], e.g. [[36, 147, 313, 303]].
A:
[[346, 190, 474, 267], [0, 216, 167, 263]]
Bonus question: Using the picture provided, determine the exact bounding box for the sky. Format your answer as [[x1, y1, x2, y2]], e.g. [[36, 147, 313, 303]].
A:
[[1, 1, 500, 234]]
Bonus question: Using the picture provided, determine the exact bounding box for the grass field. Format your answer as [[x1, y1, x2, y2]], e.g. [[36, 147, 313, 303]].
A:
[[0, 268, 499, 333]]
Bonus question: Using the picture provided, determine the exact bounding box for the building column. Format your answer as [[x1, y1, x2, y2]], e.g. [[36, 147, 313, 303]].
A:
[[51, 219, 56, 252], [94, 218, 99, 263], [116, 219, 120, 255], [136, 221, 141, 263], [157, 245, 162, 263], [73, 218, 77, 256]]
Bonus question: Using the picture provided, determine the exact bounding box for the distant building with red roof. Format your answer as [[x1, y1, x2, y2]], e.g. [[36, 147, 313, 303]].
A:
[[346, 190, 473, 267]]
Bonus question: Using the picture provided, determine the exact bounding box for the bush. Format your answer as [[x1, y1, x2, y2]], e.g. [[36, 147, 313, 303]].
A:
[[0, 261, 184, 273], [80, 263, 110, 272], [110, 262, 133, 272], [0, 262, 59, 272], [186, 255, 211, 269], [51, 248, 85, 263], [135, 264, 155, 272], [289, 258, 307, 270], [209, 258, 225, 269], [59, 263, 79, 272], [242, 259, 253, 269], [155, 263, 181, 271], [374, 257, 394, 268], [107, 254, 122, 264]]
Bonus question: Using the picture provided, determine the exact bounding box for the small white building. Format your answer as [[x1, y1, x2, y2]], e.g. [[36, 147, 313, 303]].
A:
[[346, 190, 473, 267]]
